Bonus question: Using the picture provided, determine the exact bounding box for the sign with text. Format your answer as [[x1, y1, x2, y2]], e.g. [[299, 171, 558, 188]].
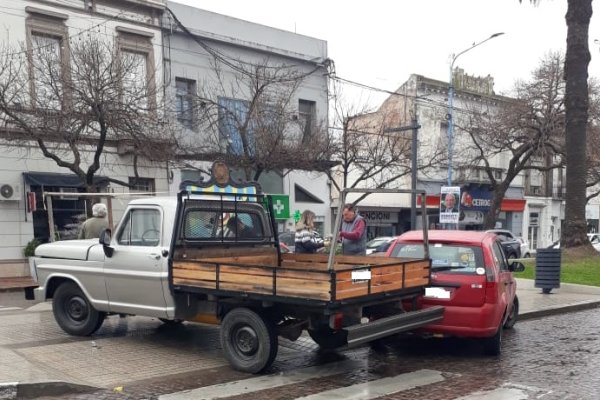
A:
[[440, 186, 460, 224], [361, 210, 398, 226], [460, 185, 493, 212]]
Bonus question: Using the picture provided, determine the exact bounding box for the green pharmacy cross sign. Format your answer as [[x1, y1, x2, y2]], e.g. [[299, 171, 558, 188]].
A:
[[268, 194, 290, 220]]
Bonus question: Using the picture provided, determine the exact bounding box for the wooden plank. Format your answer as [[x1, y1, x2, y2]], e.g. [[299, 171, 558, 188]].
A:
[[219, 281, 273, 294], [276, 287, 330, 300], [176, 262, 330, 282], [219, 272, 273, 286], [173, 262, 218, 271], [371, 270, 430, 285], [172, 278, 216, 289], [280, 260, 330, 270], [174, 246, 277, 261], [198, 255, 278, 265], [335, 286, 368, 300], [335, 280, 370, 291], [277, 269, 330, 282], [371, 281, 404, 293], [173, 268, 216, 281]]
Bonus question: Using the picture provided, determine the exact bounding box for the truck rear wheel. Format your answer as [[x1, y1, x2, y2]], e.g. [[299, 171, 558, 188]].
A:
[[220, 308, 278, 373], [53, 282, 105, 336]]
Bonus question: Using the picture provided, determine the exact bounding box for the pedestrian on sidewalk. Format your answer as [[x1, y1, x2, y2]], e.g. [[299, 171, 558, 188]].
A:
[[339, 203, 367, 255], [294, 210, 324, 253], [78, 203, 109, 239]]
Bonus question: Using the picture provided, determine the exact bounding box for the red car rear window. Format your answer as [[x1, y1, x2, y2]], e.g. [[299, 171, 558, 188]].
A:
[[391, 243, 484, 274]]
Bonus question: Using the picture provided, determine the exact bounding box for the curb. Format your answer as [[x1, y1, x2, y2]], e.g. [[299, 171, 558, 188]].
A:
[[519, 299, 600, 321], [0, 381, 98, 399]]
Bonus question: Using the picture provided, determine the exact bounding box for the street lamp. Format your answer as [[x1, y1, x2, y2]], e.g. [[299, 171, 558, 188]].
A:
[[446, 32, 504, 186]]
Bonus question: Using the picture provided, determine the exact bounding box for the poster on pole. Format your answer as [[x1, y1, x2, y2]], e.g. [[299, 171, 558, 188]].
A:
[[440, 186, 460, 224]]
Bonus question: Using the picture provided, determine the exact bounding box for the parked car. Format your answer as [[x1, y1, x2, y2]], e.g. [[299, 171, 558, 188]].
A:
[[551, 235, 600, 251], [516, 236, 531, 258], [588, 233, 600, 251], [386, 230, 524, 355], [485, 229, 522, 259], [365, 236, 396, 255]]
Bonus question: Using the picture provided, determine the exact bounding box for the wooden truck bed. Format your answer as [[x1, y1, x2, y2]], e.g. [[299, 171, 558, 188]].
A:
[[172, 247, 431, 303]]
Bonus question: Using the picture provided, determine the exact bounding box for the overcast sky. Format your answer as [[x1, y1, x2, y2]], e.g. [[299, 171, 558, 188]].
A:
[[173, 0, 599, 106]]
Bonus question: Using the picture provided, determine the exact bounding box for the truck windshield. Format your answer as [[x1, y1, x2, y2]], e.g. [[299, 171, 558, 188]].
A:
[[391, 243, 484, 274]]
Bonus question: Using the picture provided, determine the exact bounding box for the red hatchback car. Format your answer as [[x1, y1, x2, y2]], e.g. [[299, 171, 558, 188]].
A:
[[386, 230, 525, 355]]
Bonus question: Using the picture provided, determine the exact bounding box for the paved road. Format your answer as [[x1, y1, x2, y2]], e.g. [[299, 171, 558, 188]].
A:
[[1, 294, 599, 400]]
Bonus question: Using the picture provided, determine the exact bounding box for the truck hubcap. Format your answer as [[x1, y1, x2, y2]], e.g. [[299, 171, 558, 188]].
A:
[[67, 296, 88, 321], [234, 326, 258, 356]]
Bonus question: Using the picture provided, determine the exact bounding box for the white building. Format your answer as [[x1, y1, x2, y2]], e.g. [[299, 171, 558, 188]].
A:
[[163, 2, 331, 236], [341, 72, 527, 240], [0, 0, 168, 275]]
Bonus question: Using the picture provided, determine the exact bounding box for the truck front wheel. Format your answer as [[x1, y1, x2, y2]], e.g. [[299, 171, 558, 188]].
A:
[[220, 308, 278, 373], [53, 282, 105, 336]]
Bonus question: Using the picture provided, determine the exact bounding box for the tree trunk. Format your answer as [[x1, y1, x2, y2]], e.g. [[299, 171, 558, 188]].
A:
[[563, 0, 592, 247], [483, 183, 508, 230]]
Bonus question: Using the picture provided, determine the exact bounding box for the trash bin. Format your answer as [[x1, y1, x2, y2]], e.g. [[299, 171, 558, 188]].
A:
[[534, 248, 561, 294]]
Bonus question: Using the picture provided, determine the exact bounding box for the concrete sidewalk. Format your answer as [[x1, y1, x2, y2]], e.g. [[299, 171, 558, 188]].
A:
[[515, 277, 600, 319]]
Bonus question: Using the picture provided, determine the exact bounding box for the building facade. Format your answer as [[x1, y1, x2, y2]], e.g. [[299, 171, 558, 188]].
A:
[[0, 0, 168, 271], [341, 71, 527, 239], [163, 2, 331, 237]]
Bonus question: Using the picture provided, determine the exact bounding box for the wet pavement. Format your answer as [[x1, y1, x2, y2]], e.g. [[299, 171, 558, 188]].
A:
[[1, 278, 599, 399]]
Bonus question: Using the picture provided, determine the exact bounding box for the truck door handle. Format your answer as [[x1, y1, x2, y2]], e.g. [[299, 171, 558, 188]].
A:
[[149, 253, 161, 260]]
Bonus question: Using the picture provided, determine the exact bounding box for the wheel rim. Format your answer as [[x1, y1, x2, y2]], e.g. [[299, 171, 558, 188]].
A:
[[232, 325, 259, 357], [66, 295, 89, 323]]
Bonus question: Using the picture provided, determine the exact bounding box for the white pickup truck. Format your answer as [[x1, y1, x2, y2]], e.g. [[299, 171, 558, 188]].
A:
[[25, 162, 443, 373]]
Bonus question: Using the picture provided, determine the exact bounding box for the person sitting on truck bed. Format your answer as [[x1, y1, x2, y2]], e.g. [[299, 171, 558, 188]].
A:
[[225, 215, 258, 239]]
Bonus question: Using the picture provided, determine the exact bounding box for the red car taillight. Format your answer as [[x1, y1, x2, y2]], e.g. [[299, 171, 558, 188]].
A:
[[485, 281, 498, 304]]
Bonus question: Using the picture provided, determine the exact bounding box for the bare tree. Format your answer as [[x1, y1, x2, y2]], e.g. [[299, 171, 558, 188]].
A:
[[176, 56, 333, 182], [327, 81, 444, 205], [0, 36, 174, 200], [456, 52, 566, 229]]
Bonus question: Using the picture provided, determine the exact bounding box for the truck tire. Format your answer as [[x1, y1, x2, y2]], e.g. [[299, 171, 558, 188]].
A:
[[220, 308, 278, 373], [503, 295, 519, 329], [483, 324, 502, 356], [308, 328, 347, 350], [52, 282, 105, 336]]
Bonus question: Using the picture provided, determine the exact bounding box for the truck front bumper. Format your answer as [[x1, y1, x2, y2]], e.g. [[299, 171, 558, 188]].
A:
[[345, 305, 445, 347]]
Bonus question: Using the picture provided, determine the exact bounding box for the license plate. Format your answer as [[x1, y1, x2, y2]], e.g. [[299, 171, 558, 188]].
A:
[[425, 287, 451, 299]]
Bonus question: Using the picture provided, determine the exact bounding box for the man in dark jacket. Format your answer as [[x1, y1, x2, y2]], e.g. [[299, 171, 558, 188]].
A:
[[339, 204, 367, 255]]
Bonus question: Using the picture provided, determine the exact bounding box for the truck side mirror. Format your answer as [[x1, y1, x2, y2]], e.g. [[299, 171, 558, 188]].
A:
[[99, 229, 114, 258]]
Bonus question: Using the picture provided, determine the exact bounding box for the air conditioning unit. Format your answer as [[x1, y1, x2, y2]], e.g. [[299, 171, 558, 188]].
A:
[[0, 183, 20, 201]]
